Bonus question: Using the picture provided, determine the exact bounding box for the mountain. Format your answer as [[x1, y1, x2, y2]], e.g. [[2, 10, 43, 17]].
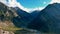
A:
[[30, 10, 40, 19], [27, 3, 60, 33], [2, 1, 60, 34], [12, 7, 34, 28], [0, 2, 41, 34]]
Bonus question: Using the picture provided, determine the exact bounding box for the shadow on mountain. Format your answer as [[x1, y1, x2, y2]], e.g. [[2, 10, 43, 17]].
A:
[[27, 3, 60, 33], [12, 7, 34, 28]]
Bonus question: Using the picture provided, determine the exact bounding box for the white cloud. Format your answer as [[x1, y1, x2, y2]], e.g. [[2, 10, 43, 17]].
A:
[[0, 0, 44, 13], [8, 0, 17, 7], [50, 0, 60, 4], [0, 0, 8, 4]]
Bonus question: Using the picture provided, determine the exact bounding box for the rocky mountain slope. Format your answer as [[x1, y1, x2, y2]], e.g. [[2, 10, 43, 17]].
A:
[[0, 2, 19, 34]]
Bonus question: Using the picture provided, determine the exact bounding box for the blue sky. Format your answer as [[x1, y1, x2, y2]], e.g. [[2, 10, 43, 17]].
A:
[[17, 0, 51, 8]]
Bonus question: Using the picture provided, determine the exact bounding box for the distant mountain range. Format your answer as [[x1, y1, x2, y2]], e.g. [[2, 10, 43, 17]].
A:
[[0, 2, 60, 34]]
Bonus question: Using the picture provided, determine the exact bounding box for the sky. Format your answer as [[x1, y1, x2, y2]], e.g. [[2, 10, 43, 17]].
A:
[[17, 0, 51, 8], [0, 0, 60, 12]]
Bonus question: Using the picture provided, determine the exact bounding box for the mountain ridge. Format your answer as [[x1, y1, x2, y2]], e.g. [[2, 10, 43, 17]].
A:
[[27, 3, 60, 33]]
